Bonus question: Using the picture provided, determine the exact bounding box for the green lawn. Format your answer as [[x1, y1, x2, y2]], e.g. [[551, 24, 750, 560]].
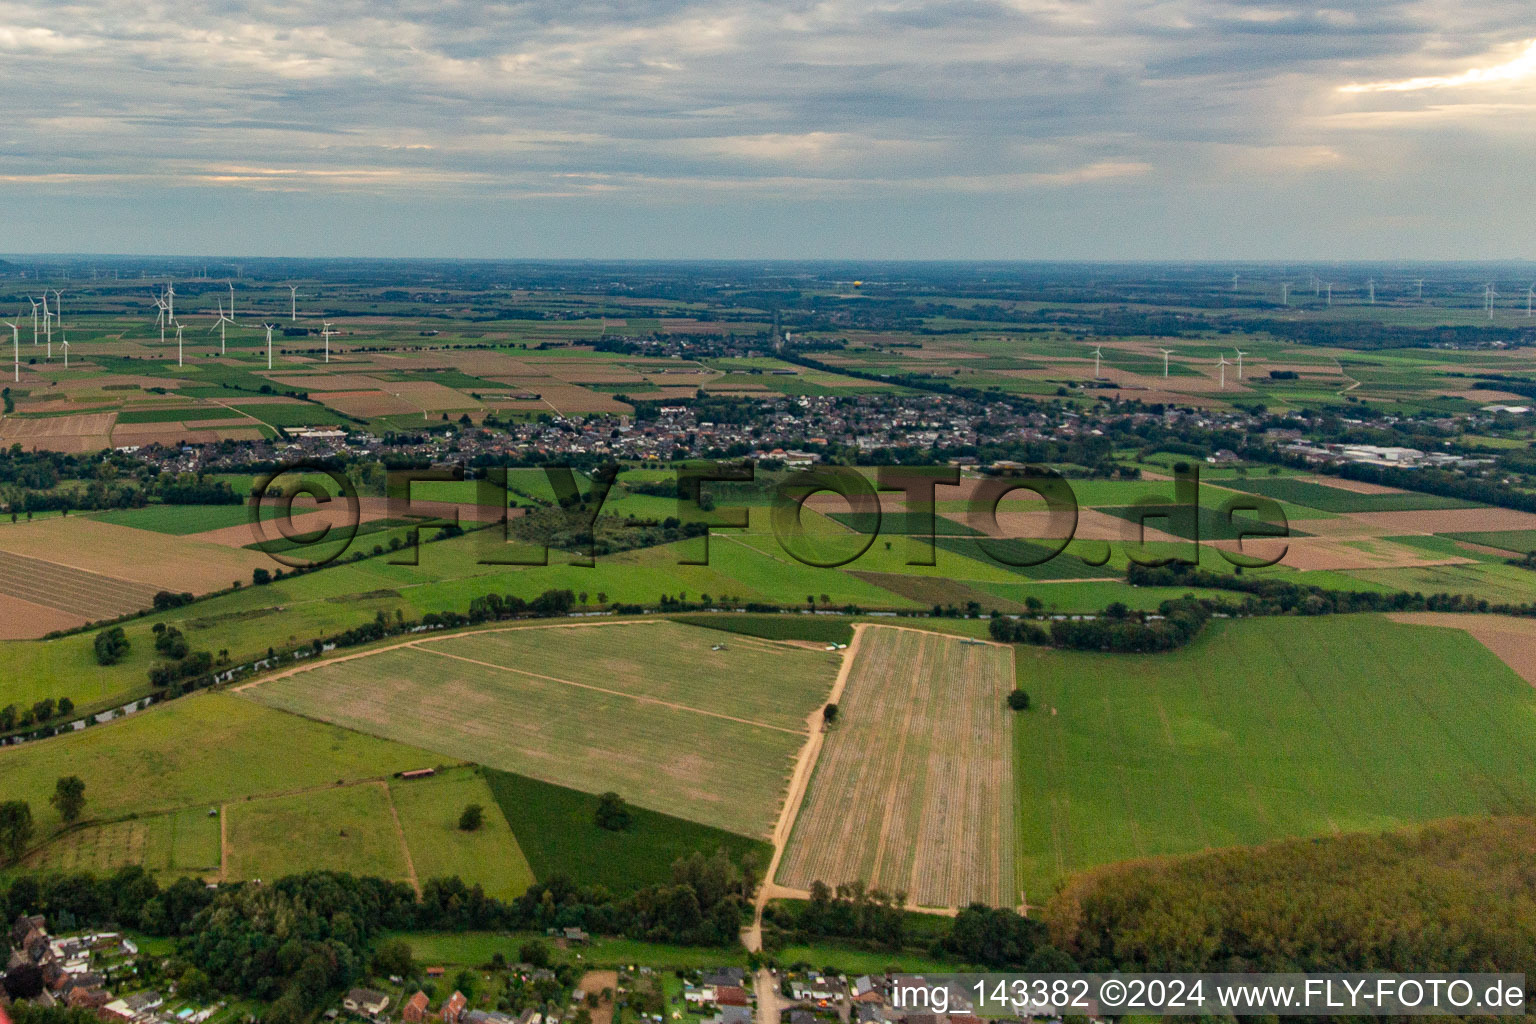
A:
[[484, 769, 769, 895], [1014, 615, 1536, 901], [391, 768, 536, 899], [225, 783, 412, 883]]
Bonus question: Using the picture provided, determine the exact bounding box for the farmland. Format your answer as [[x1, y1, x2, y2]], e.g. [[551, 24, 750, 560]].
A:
[[0, 692, 441, 836], [390, 768, 535, 899], [240, 620, 841, 836], [1012, 616, 1536, 901], [16, 806, 221, 883], [224, 783, 413, 884], [777, 626, 1017, 908]]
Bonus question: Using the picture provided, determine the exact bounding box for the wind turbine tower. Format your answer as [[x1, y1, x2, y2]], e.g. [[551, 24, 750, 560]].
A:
[[265, 324, 274, 369], [176, 323, 184, 367], [1234, 349, 1245, 379], [1159, 347, 1173, 378], [1217, 354, 1228, 389], [1281, 282, 1290, 306], [322, 321, 334, 364], [1367, 279, 1375, 304], [1091, 345, 1103, 379], [5, 319, 17, 383], [289, 286, 298, 321]]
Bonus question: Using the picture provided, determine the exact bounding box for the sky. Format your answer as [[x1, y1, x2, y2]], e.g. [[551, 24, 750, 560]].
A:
[[0, 0, 1533, 259]]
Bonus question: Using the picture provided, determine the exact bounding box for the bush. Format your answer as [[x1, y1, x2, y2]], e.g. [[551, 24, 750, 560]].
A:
[[458, 804, 484, 832], [1007, 689, 1030, 711], [93, 626, 131, 666], [594, 791, 632, 831]]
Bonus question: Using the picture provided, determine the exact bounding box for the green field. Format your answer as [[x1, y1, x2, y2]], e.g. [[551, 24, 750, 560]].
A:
[[669, 613, 853, 645], [241, 621, 836, 835], [1014, 615, 1536, 900], [0, 692, 443, 836], [484, 769, 768, 894], [226, 783, 412, 883], [17, 806, 221, 883], [1217, 477, 1476, 513], [1441, 530, 1536, 555], [390, 768, 536, 899]]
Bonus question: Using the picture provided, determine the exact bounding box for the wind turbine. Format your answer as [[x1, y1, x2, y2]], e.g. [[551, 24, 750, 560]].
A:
[[41, 292, 52, 356], [1486, 282, 1498, 320], [1367, 279, 1375, 304], [176, 323, 184, 367], [265, 323, 275, 369], [1527, 283, 1534, 319], [4, 318, 17, 383], [228, 280, 236, 319], [1234, 348, 1245, 379], [165, 280, 175, 322], [1217, 354, 1228, 389], [1281, 282, 1290, 306], [288, 285, 298, 321], [1326, 282, 1332, 307], [28, 298, 38, 345], [1091, 345, 1103, 378], [153, 289, 169, 345], [210, 300, 234, 354], [1416, 278, 1425, 301], [321, 320, 334, 363], [1158, 347, 1173, 378], [60, 333, 70, 369]]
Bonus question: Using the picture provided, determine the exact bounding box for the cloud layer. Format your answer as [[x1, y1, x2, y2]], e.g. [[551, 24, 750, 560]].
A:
[[1, 0, 1533, 257]]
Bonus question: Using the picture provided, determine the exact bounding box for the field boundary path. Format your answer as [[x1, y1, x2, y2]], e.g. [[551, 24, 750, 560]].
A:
[[745, 622, 866, 951], [380, 780, 422, 895]]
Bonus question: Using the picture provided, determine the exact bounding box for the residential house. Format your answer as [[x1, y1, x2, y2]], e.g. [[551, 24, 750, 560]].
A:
[[402, 992, 430, 1023], [441, 990, 467, 1024], [714, 987, 750, 1008], [342, 990, 389, 1017]]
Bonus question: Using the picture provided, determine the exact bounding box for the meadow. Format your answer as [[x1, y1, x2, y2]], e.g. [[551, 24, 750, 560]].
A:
[[15, 806, 220, 883], [0, 692, 440, 836], [483, 769, 768, 895], [225, 783, 413, 883], [240, 620, 836, 836], [390, 768, 536, 900], [1012, 615, 1536, 902]]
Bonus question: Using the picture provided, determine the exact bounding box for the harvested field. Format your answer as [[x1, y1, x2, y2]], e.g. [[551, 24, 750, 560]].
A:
[[0, 549, 162, 621], [1348, 508, 1536, 534], [777, 626, 1016, 908], [1303, 475, 1409, 495], [0, 592, 90, 638], [1214, 536, 1474, 572], [0, 411, 115, 452], [1386, 613, 1536, 687], [241, 621, 839, 836], [0, 517, 269, 594], [264, 373, 390, 391], [317, 390, 420, 417]]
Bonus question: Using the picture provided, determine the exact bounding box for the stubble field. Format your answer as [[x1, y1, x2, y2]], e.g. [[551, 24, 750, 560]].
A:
[[777, 626, 1017, 908], [240, 621, 841, 836]]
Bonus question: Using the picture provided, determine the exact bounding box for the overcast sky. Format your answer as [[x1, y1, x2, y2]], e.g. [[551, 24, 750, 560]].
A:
[[1, 0, 1533, 259]]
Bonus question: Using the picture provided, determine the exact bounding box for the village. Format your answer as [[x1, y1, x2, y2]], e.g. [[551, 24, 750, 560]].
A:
[[2, 916, 1088, 1024]]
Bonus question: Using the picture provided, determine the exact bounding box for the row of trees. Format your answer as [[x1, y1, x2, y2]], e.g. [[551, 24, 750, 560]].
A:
[[0, 697, 76, 733]]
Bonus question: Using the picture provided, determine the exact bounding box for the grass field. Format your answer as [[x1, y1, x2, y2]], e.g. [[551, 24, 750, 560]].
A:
[[779, 626, 1016, 908], [1441, 530, 1536, 555], [226, 783, 412, 883], [668, 613, 853, 645], [1013, 615, 1536, 902], [391, 768, 535, 899], [242, 621, 838, 836], [483, 769, 769, 894], [1217, 477, 1476, 513], [17, 806, 221, 883], [0, 692, 443, 836]]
